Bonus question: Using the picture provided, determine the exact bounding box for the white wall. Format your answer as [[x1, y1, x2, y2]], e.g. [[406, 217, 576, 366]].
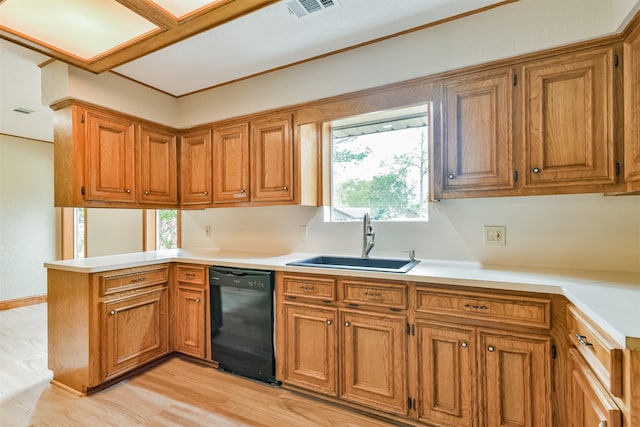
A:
[[181, 193, 640, 273], [86, 209, 143, 257], [177, 0, 639, 125], [0, 136, 57, 300]]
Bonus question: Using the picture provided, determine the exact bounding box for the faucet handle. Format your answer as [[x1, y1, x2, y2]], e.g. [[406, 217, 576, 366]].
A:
[[403, 250, 415, 261]]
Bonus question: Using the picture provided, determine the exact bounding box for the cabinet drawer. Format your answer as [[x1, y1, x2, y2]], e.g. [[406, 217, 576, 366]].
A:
[[567, 305, 622, 397], [176, 264, 206, 284], [342, 280, 407, 310], [414, 287, 550, 328], [100, 265, 169, 296], [283, 275, 336, 301]]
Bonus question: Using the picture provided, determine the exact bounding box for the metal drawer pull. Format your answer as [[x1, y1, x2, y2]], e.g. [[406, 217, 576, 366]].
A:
[[185, 273, 196, 277], [487, 345, 495, 352], [461, 341, 468, 348], [299, 285, 316, 292], [576, 334, 593, 346], [363, 291, 383, 298], [129, 277, 146, 283], [464, 303, 489, 310]]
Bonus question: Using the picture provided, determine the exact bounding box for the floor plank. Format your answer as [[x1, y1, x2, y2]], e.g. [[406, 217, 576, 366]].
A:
[[0, 304, 399, 426]]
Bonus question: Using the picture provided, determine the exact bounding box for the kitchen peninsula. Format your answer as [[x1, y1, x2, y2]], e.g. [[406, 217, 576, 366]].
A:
[[46, 249, 640, 426]]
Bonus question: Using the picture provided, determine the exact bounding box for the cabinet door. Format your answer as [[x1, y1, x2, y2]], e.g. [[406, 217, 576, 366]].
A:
[[416, 321, 475, 427], [102, 287, 169, 380], [441, 68, 514, 195], [624, 23, 640, 188], [175, 285, 206, 358], [283, 304, 338, 396], [213, 123, 249, 204], [340, 310, 407, 416], [251, 115, 293, 202], [85, 110, 136, 202], [180, 130, 213, 206], [138, 125, 177, 205], [568, 349, 622, 427], [522, 46, 616, 188], [478, 332, 551, 427]]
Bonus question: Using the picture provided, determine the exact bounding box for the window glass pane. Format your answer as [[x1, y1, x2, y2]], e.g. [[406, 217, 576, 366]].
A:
[[156, 209, 178, 250], [331, 104, 430, 222], [74, 208, 85, 258]]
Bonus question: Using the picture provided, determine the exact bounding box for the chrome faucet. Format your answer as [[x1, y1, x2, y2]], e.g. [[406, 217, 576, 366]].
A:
[[361, 212, 375, 258]]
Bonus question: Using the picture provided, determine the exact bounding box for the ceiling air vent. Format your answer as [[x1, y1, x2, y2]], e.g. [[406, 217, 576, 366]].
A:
[[286, 0, 337, 18]]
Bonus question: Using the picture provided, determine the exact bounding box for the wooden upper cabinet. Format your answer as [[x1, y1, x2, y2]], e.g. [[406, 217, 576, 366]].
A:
[[138, 125, 177, 206], [521, 46, 617, 189], [213, 123, 250, 204], [84, 109, 136, 203], [440, 68, 514, 196], [251, 114, 294, 202], [180, 130, 213, 206], [624, 21, 640, 191]]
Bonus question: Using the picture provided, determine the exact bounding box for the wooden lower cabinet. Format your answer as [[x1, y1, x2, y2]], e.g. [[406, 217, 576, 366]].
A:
[[415, 321, 475, 427], [568, 349, 622, 427], [174, 285, 206, 358], [340, 310, 408, 416], [478, 331, 551, 427], [283, 303, 338, 396], [102, 286, 169, 380], [173, 264, 208, 359]]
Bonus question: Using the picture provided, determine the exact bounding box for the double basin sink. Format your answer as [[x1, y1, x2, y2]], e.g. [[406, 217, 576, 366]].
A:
[[287, 255, 419, 273]]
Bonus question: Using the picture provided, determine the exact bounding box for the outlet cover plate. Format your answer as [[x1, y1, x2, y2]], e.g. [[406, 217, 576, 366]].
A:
[[484, 225, 506, 245]]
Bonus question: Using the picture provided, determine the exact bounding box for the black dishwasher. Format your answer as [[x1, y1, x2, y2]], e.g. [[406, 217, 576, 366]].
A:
[[209, 266, 276, 384]]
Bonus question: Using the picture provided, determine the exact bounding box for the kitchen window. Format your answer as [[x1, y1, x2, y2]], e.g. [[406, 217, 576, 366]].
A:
[[156, 209, 179, 250], [329, 104, 430, 222]]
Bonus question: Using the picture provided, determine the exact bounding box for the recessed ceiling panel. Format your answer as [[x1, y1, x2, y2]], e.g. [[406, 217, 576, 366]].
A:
[[0, 0, 158, 60], [146, 0, 227, 20]]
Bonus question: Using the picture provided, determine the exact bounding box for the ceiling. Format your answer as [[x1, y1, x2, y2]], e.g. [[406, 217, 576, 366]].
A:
[[0, 0, 515, 97]]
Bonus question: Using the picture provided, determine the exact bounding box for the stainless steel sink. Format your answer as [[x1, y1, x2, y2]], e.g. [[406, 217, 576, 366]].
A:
[[286, 255, 419, 273]]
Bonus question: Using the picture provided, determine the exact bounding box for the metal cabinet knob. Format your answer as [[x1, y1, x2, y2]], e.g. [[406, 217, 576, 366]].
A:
[[599, 421, 607, 427], [241, 189, 245, 193], [487, 345, 495, 352], [326, 320, 332, 325], [144, 190, 149, 195], [344, 322, 350, 327], [125, 188, 131, 193], [283, 186, 288, 190], [532, 167, 540, 173], [109, 310, 115, 315], [447, 173, 455, 179], [461, 341, 468, 348], [204, 191, 209, 196], [196, 298, 201, 303]]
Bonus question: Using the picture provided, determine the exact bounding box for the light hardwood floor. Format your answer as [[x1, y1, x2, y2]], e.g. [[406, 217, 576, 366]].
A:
[[0, 303, 397, 426]]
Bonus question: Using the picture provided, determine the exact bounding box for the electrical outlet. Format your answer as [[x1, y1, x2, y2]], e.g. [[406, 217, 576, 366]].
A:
[[205, 225, 211, 237], [484, 225, 506, 245], [299, 225, 308, 242]]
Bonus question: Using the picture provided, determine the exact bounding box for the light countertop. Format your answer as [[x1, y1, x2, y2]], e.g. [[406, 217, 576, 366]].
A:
[[45, 249, 640, 350]]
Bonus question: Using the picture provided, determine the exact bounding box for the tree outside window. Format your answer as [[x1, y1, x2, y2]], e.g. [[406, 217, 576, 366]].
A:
[[331, 104, 430, 222], [156, 209, 178, 250]]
